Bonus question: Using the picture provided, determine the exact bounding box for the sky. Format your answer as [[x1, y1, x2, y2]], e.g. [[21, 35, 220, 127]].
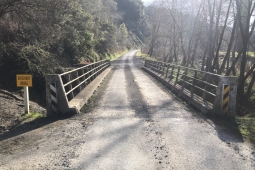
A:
[[141, 0, 154, 6]]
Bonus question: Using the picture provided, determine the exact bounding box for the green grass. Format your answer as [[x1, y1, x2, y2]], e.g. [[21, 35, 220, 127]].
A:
[[247, 51, 255, 58], [18, 112, 46, 122], [218, 51, 255, 58], [236, 115, 255, 143], [136, 52, 156, 61], [108, 50, 128, 61]]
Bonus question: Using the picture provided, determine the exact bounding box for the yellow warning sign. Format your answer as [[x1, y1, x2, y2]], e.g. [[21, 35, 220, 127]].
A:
[[16, 74, 32, 87]]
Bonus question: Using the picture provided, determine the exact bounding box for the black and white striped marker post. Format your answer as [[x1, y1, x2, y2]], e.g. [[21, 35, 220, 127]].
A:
[[50, 82, 58, 114]]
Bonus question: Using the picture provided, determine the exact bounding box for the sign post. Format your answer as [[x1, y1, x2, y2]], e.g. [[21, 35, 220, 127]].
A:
[[16, 74, 32, 114]]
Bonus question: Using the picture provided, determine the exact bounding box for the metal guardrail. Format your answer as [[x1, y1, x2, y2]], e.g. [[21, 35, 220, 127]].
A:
[[46, 60, 111, 116], [143, 60, 237, 117], [60, 60, 110, 102]]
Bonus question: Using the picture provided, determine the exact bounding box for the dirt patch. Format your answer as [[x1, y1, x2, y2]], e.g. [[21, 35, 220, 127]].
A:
[[0, 89, 46, 134]]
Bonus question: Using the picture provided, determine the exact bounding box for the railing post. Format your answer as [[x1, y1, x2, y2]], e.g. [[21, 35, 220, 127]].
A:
[[165, 64, 170, 78], [75, 71, 81, 93], [89, 65, 92, 83], [191, 70, 197, 100], [80, 68, 85, 90], [152, 61, 156, 71], [157, 62, 160, 73], [65, 74, 74, 101], [181, 68, 188, 92], [170, 65, 175, 82], [96, 62, 99, 76], [213, 76, 237, 117], [162, 63, 164, 74], [92, 63, 95, 79], [202, 74, 211, 101], [155, 62, 157, 72], [46, 74, 69, 116], [46, 75, 59, 116], [160, 62, 164, 75], [175, 66, 180, 86]]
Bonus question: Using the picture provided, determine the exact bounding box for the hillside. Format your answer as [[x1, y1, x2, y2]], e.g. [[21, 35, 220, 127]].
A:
[[0, 0, 149, 105]]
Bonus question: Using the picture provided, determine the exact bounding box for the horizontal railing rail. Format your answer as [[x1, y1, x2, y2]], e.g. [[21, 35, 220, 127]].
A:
[[143, 60, 237, 117], [145, 60, 219, 101], [46, 60, 111, 116], [59, 60, 110, 101]]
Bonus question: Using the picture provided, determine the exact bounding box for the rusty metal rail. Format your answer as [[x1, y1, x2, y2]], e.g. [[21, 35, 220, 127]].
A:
[[143, 60, 237, 117]]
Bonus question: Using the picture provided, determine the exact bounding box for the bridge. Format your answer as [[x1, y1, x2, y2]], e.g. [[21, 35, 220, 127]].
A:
[[46, 51, 237, 117], [46, 60, 111, 116], [1, 51, 253, 170]]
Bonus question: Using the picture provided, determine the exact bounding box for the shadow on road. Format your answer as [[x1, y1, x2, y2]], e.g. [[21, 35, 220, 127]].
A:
[[76, 121, 142, 169], [139, 59, 247, 145], [204, 115, 245, 143], [0, 116, 70, 142]]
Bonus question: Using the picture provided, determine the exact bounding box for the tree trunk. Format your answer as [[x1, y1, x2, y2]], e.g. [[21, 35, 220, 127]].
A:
[[190, 36, 200, 68], [201, 48, 207, 71], [236, 0, 254, 99], [206, 0, 215, 72], [244, 63, 255, 82], [212, 0, 232, 73], [211, 0, 223, 72], [218, 17, 237, 74], [186, 3, 203, 67], [246, 71, 255, 97]]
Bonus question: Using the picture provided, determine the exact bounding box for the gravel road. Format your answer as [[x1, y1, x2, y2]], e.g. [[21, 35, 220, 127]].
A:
[[0, 51, 254, 170]]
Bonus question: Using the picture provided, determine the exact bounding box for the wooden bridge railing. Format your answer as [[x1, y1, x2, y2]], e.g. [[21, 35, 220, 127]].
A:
[[143, 60, 237, 117]]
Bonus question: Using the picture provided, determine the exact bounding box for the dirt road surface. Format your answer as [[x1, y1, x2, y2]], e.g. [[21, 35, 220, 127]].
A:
[[0, 51, 254, 170]]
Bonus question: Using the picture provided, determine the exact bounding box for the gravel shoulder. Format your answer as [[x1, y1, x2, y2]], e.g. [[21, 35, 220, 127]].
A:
[[0, 51, 254, 170]]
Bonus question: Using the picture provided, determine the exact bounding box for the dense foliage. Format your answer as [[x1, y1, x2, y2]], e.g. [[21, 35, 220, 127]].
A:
[[0, 0, 149, 97]]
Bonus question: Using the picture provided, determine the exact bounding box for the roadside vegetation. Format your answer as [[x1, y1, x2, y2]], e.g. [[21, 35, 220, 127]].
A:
[[0, 0, 149, 104], [109, 50, 129, 61], [136, 51, 156, 61], [236, 115, 255, 143], [143, 0, 255, 117], [18, 112, 46, 122], [140, 0, 255, 144]]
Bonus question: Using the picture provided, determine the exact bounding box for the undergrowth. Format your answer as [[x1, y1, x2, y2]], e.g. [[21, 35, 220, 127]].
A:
[[136, 52, 156, 61], [18, 112, 46, 122], [236, 115, 255, 143]]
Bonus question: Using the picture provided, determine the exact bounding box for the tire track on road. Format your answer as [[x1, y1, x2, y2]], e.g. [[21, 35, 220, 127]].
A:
[[125, 56, 171, 169], [124, 59, 151, 119]]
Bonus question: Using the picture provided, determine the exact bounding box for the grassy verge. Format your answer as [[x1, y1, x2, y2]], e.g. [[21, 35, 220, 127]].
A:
[[18, 112, 46, 123], [105, 50, 128, 61], [236, 114, 255, 143], [247, 51, 255, 58], [136, 51, 156, 61], [218, 51, 255, 58]]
